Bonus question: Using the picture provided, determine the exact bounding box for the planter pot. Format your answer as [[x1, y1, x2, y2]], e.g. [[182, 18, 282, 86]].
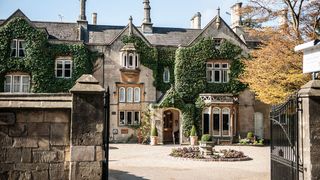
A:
[[199, 141, 214, 156], [150, 136, 158, 146], [190, 136, 198, 146]]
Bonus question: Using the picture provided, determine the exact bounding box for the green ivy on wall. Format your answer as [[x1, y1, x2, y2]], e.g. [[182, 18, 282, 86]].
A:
[[161, 38, 247, 136], [0, 17, 98, 93]]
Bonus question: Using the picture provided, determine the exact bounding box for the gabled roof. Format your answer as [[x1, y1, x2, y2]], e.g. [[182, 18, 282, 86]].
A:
[[188, 15, 248, 49], [1, 9, 32, 26]]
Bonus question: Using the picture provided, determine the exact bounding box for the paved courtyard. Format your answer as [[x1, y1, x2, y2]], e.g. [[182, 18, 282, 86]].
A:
[[109, 144, 270, 180]]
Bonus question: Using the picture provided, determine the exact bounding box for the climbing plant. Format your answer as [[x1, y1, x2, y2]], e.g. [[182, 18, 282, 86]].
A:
[[0, 17, 98, 93]]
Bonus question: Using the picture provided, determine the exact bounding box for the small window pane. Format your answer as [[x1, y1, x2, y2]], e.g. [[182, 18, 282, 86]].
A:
[[222, 70, 228, 83], [207, 63, 213, 68], [119, 87, 126, 102], [127, 112, 132, 125], [11, 40, 17, 57], [134, 87, 140, 102], [135, 55, 138, 68], [13, 76, 21, 92], [127, 88, 133, 102], [18, 40, 26, 57], [134, 112, 140, 125], [222, 63, 228, 69], [119, 111, 125, 125], [214, 63, 220, 68], [124, 55, 127, 67], [4, 76, 12, 92], [65, 70, 71, 78], [129, 55, 133, 67], [222, 108, 230, 136], [214, 70, 220, 82], [206, 70, 212, 82]]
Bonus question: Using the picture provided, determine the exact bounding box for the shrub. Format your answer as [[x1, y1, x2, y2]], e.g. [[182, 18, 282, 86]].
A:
[[247, 131, 254, 139], [190, 125, 197, 136], [150, 126, 158, 137], [201, 134, 211, 142]]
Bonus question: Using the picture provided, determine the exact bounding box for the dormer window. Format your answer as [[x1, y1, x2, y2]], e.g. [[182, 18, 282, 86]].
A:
[[11, 39, 26, 57], [120, 43, 139, 69]]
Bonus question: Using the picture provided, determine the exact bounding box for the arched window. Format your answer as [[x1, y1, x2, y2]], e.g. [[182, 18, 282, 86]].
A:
[[213, 108, 221, 136], [163, 67, 170, 83], [222, 108, 230, 136], [128, 54, 134, 68], [119, 87, 126, 102], [134, 87, 140, 102], [203, 108, 210, 134], [123, 54, 127, 67], [127, 87, 133, 102]]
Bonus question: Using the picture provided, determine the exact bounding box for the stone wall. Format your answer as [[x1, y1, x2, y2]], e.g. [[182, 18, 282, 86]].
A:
[[0, 75, 106, 180], [0, 95, 72, 180]]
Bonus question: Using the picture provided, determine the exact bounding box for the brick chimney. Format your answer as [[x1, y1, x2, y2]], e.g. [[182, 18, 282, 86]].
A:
[[190, 12, 201, 29], [79, 0, 87, 21]]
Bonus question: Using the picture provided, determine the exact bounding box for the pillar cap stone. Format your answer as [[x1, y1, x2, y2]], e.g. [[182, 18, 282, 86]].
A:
[[299, 80, 320, 97], [70, 74, 105, 93]]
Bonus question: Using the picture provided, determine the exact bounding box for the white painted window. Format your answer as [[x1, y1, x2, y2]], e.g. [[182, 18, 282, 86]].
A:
[[128, 53, 134, 68], [119, 111, 125, 125], [135, 55, 139, 68], [11, 39, 26, 57], [206, 62, 229, 83], [121, 52, 139, 69], [127, 87, 133, 102], [134, 87, 140, 102], [222, 108, 230, 136], [163, 67, 170, 83], [55, 59, 72, 78], [213, 108, 221, 136], [134, 111, 140, 125], [4, 74, 30, 93], [119, 87, 126, 102]]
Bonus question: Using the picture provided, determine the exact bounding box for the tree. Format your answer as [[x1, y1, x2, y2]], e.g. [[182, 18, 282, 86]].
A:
[[240, 29, 309, 104], [240, 0, 319, 104]]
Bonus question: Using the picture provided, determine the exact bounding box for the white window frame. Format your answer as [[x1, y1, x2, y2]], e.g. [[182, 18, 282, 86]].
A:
[[134, 87, 141, 102], [119, 87, 126, 102], [128, 53, 134, 69], [207, 62, 230, 83], [212, 107, 221, 136], [222, 108, 231, 136], [127, 87, 133, 102], [11, 39, 26, 57], [55, 59, 72, 78], [119, 111, 126, 125], [121, 52, 139, 69], [4, 74, 30, 93]]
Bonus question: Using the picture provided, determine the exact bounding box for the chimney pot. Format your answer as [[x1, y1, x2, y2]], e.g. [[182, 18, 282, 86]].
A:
[[92, 13, 97, 25], [231, 2, 242, 29]]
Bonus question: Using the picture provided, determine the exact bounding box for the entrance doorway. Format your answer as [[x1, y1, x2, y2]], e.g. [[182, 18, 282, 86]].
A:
[[163, 110, 179, 144]]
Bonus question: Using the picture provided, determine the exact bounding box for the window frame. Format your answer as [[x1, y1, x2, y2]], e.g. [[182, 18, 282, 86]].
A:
[[212, 107, 221, 136], [127, 87, 133, 102], [55, 59, 72, 78], [206, 62, 230, 83], [119, 110, 141, 126], [119, 87, 126, 102], [163, 67, 170, 83], [4, 74, 30, 93], [10, 39, 26, 58], [222, 108, 231, 136], [134, 87, 141, 102]]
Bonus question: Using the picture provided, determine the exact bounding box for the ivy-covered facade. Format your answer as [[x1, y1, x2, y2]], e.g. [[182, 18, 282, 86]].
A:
[[0, 1, 270, 144]]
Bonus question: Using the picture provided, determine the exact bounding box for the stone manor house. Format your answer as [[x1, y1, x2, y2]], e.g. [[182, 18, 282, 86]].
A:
[[0, 0, 270, 144]]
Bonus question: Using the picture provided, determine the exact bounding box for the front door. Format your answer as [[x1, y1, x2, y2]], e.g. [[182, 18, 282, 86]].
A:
[[163, 110, 173, 143], [254, 112, 264, 138]]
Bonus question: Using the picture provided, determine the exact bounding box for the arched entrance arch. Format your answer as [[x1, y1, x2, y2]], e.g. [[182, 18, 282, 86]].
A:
[[162, 108, 181, 144]]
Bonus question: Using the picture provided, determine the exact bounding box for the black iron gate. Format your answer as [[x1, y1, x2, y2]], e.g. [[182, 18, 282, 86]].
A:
[[270, 95, 303, 180]]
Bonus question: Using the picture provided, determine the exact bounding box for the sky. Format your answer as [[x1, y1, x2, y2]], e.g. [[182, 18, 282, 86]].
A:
[[0, 0, 244, 28]]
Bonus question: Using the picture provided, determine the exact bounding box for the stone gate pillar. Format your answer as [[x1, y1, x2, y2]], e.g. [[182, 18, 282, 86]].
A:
[[299, 80, 320, 180], [69, 75, 105, 180]]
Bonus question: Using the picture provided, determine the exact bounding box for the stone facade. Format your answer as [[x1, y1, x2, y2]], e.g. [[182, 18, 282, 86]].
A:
[[0, 1, 270, 144], [0, 75, 106, 180]]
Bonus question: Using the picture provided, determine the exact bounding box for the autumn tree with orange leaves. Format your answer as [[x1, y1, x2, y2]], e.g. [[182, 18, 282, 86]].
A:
[[240, 0, 319, 104]]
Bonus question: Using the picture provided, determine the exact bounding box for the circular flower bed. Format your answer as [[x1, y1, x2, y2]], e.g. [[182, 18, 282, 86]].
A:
[[169, 147, 252, 161]]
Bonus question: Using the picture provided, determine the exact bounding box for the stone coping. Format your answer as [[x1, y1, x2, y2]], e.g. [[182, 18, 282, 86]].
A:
[[0, 93, 72, 108], [170, 156, 252, 162]]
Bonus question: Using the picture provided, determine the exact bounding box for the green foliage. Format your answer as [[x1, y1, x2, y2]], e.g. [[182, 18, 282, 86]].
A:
[[190, 125, 197, 136], [150, 126, 158, 137], [201, 134, 212, 142], [247, 131, 254, 139], [139, 108, 152, 144], [0, 17, 98, 92]]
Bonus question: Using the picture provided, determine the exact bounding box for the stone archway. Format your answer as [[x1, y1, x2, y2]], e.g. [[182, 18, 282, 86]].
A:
[[162, 109, 180, 144]]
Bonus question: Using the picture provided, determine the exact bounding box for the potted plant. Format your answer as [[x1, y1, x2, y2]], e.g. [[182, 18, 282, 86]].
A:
[[199, 134, 214, 156], [190, 125, 198, 146], [150, 126, 158, 146]]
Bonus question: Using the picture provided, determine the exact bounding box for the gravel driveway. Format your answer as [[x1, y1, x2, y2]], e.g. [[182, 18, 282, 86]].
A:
[[108, 144, 270, 180]]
